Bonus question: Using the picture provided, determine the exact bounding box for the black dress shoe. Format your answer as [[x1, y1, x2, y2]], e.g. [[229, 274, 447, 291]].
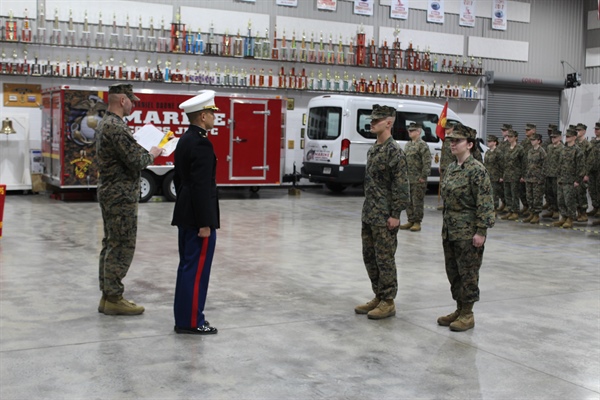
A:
[[174, 322, 218, 335]]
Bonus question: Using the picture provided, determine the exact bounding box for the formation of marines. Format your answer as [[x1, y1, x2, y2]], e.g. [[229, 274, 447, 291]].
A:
[[483, 121, 600, 228]]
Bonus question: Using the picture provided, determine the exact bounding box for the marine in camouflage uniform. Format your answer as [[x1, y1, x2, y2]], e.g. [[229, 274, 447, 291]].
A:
[[401, 122, 431, 231], [356, 105, 409, 320], [541, 130, 564, 218], [96, 84, 161, 315], [588, 122, 600, 220], [523, 133, 546, 223], [496, 124, 512, 211], [518, 123, 536, 212], [439, 126, 495, 332], [437, 123, 456, 210], [553, 129, 585, 228], [542, 124, 558, 151], [500, 130, 526, 220], [575, 123, 592, 221], [483, 135, 503, 210]]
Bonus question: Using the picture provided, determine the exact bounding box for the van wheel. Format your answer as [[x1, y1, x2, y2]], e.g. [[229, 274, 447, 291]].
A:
[[250, 186, 260, 193], [139, 171, 156, 203], [325, 183, 347, 193], [162, 171, 177, 202]]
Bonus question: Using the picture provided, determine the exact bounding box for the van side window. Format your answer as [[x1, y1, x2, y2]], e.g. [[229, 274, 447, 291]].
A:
[[307, 106, 342, 140], [356, 109, 442, 143]]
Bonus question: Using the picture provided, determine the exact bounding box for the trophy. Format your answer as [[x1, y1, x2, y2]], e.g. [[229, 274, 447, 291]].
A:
[[124, 15, 133, 50], [81, 11, 91, 47], [37, 4, 46, 44], [66, 9, 76, 46], [170, 11, 185, 53], [157, 17, 167, 52], [5, 10, 17, 42], [136, 16, 145, 51], [253, 31, 262, 59], [262, 28, 270, 60], [31, 53, 41, 76], [392, 27, 401, 69], [243, 20, 254, 58], [51, 8, 61, 45], [185, 27, 193, 54], [299, 31, 307, 62], [289, 30, 297, 62], [95, 12, 105, 47], [326, 33, 334, 65], [194, 28, 204, 55], [222, 30, 232, 57], [380, 40, 390, 69], [205, 21, 218, 56], [110, 12, 119, 48], [336, 35, 344, 65], [270, 25, 278, 60], [147, 17, 156, 52], [22, 9, 32, 42], [317, 32, 325, 64], [356, 24, 366, 67], [280, 29, 287, 61]]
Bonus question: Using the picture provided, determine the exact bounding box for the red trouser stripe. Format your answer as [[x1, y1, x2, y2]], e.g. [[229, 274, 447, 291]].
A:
[[190, 237, 209, 327]]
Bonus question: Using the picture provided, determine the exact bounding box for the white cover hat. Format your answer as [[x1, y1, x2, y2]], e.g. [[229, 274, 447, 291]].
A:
[[179, 90, 219, 113]]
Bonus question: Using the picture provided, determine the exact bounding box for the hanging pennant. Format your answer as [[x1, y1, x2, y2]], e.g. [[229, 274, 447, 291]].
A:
[[427, 0, 445, 24], [459, 0, 476, 27], [354, 0, 374, 16], [492, 0, 507, 30], [317, 0, 337, 11], [390, 0, 409, 20]]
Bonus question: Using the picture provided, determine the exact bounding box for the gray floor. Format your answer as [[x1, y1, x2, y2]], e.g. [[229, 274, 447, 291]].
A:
[[0, 187, 599, 400]]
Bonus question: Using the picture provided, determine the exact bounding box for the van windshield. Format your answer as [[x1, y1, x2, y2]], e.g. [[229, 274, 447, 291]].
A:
[[357, 109, 455, 143], [307, 107, 342, 140]]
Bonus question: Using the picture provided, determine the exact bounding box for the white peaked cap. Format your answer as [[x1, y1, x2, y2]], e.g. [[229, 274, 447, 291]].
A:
[[179, 90, 219, 113]]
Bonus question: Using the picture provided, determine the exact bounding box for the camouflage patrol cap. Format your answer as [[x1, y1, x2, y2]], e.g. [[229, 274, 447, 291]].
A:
[[444, 121, 458, 130], [529, 133, 542, 141], [500, 123, 512, 131], [446, 125, 475, 140], [487, 134, 499, 143], [507, 129, 518, 137], [595, 122, 600, 129], [550, 130, 562, 137], [548, 124, 558, 131], [525, 123, 536, 130], [575, 123, 587, 130], [370, 104, 396, 120], [569, 124, 576, 129], [407, 122, 422, 131], [565, 128, 577, 137], [108, 83, 140, 101]]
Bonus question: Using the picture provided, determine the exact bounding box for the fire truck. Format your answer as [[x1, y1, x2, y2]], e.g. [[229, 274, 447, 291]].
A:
[[41, 85, 290, 201]]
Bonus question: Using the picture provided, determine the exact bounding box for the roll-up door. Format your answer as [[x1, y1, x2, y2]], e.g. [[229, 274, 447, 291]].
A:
[[485, 87, 561, 139]]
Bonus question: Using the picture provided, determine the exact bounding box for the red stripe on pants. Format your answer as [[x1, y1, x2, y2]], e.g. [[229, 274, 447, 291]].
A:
[[190, 237, 209, 327]]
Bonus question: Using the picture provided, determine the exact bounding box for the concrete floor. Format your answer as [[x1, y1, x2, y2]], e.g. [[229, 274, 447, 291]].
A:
[[0, 187, 599, 400]]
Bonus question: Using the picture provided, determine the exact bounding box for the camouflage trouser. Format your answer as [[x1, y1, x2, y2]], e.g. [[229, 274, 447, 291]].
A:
[[491, 180, 504, 209], [443, 239, 484, 303], [407, 181, 426, 223], [519, 181, 529, 207], [526, 181, 544, 214], [591, 171, 600, 209], [577, 181, 589, 210], [504, 181, 521, 213], [361, 222, 399, 300], [99, 202, 138, 297], [557, 183, 577, 219], [544, 177, 558, 212]]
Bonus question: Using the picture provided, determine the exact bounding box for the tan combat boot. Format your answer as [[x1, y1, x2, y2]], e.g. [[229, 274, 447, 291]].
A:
[[522, 213, 534, 223], [496, 203, 505, 212], [507, 213, 519, 220], [500, 212, 511, 220], [562, 218, 573, 229], [552, 217, 566, 227], [449, 302, 474, 332], [103, 296, 145, 315], [529, 214, 540, 224], [551, 212, 560, 219], [577, 209, 588, 222], [541, 210, 553, 218], [399, 222, 414, 230], [367, 299, 396, 320], [410, 222, 421, 232], [354, 297, 380, 314], [98, 293, 106, 313], [437, 301, 462, 326], [586, 207, 599, 216], [521, 206, 529, 215]]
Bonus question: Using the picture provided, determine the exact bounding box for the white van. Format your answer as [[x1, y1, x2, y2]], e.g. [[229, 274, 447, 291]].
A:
[[301, 95, 462, 192]]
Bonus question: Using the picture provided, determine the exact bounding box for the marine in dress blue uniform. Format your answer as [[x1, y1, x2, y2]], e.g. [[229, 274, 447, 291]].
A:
[[171, 90, 220, 335]]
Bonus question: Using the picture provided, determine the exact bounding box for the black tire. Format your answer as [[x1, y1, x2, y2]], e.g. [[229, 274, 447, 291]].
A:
[[162, 171, 177, 202], [139, 171, 156, 203], [325, 182, 347, 193], [250, 186, 260, 193]]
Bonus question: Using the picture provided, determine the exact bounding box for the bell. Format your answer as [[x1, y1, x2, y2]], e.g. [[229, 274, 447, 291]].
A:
[[1, 118, 16, 134]]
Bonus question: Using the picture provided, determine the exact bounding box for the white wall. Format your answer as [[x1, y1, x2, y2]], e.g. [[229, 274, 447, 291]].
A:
[[561, 84, 600, 138]]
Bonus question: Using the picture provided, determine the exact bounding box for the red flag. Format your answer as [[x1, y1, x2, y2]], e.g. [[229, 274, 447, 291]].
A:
[[436, 100, 449, 141]]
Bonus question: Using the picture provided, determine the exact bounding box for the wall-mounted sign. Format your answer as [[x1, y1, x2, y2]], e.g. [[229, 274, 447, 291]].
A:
[[3, 83, 42, 108]]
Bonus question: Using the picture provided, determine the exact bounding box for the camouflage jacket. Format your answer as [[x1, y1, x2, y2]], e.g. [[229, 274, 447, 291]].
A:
[[96, 111, 154, 206], [439, 139, 453, 172], [590, 139, 600, 173], [441, 156, 495, 241], [362, 136, 410, 226], [542, 142, 563, 177], [542, 137, 553, 151], [576, 139, 593, 175], [525, 147, 546, 183], [404, 139, 431, 183], [557, 144, 585, 185], [502, 144, 526, 182], [483, 147, 503, 182], [521, 137, 533, 155]]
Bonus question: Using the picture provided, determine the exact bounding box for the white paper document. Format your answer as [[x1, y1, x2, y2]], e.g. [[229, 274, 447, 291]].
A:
[[133, 124, 166, 151], [160, 137, 179, 157]]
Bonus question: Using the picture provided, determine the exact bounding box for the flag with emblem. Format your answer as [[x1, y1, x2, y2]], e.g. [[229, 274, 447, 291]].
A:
[[436, 100, 448, 141]]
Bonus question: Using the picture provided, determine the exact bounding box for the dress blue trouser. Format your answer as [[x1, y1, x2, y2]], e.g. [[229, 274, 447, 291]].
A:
[[174, 227, 216, 328]]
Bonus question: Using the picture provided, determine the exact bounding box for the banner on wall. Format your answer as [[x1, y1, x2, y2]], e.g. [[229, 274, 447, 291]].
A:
[[390, 0, 409, 20], [492, 0, 507, 30], [276, 0, 298, 6], [459, 0, 476, 27], [317, 0, 337, 11], [427, 0, 444, 24], [354, 0, 374, 16]]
